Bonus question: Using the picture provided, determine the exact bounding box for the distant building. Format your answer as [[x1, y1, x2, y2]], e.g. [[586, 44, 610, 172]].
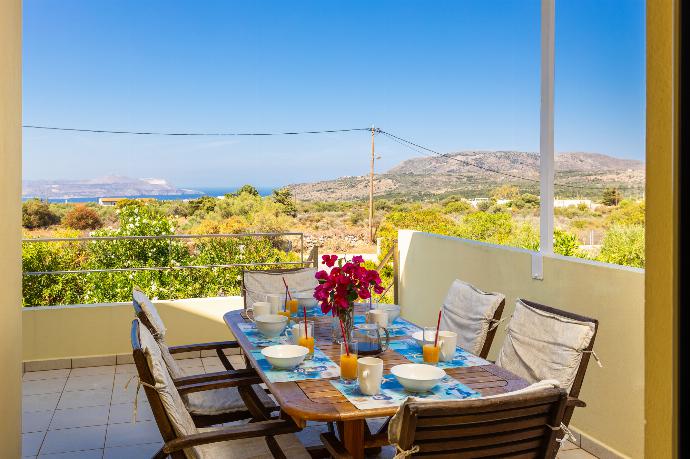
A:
[[554, 199, 598, 209], [98, 197, 156, 206]]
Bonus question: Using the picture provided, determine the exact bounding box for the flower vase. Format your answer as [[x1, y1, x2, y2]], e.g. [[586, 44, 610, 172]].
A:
[[332, 304, 355, 343]]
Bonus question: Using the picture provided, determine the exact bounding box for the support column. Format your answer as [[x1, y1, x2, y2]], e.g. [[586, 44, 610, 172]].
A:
[[0, 0, 23, 456]]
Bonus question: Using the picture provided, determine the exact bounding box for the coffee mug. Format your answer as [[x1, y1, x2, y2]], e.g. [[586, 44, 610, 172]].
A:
[[286, 322, 310, 344], [247, 301, 272, 321], [357, 357, 384, 395], [266, 294, 286, 314], [365, 309, 388, 328], [437, 330, 458, 361]]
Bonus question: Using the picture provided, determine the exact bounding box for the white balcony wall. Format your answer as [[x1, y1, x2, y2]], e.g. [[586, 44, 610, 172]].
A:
[[397, 229, 643, 459]]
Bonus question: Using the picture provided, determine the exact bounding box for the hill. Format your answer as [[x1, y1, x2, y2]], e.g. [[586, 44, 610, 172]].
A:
[[288, 151, 645, 201], [22, 176, 199, 199]]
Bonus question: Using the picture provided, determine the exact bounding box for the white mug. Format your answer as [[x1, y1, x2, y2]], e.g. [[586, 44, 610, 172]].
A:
[[357, 357, 384, 395], [365, 309, 388, 328], [286, 322, 311, 344], [247, 301, 272, 321], [266, 294, 286, 314], [437, 330, 458, 361]]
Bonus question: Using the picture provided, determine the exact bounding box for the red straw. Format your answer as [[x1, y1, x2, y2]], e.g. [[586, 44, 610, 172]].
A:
[[339, 318, 350, 356], [282, 277, 292, 300], [433, 310, 442, 348], [303, 306, 308, 338]]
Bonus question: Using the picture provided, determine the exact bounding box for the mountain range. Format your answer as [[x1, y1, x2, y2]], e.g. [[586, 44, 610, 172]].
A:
[[22, 176, 199, 199], [287, 151, 645, 201]]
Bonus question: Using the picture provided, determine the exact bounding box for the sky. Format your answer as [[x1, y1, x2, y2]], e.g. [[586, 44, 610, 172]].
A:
[[22, 0, 645, 188]]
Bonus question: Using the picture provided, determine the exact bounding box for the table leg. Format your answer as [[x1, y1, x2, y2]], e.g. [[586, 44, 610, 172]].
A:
[[339, 419, 366, 459]]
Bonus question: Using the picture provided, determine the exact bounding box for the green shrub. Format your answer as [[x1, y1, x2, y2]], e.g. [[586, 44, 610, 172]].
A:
[[63, 205, 103, 230], [597, 224, 645, 267], [22, 199, 60, 229], [457, 212, 513, 244], [607, 200, 644, 226]]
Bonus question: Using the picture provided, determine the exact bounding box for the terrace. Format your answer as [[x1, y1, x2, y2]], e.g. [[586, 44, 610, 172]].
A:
[[1, 1, 679, 459]]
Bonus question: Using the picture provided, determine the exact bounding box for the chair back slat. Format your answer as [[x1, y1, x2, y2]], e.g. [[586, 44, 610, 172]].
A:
[[396, 388, 567, 459]]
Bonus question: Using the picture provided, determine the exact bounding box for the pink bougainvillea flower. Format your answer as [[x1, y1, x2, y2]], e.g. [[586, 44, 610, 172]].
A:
[[322, 254, 338, 268], [352, 255, 364, 264]]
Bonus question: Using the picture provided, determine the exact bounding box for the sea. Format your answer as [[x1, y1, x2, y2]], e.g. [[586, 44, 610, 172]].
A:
[[22, 187, 276, 203]]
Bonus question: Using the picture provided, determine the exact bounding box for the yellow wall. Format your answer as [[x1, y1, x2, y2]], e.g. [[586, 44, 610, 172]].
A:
[[23, 297, 244, 362], [398, 230, 644, 458], [645, 0, 678, 457], [0, 0, 23, 455]]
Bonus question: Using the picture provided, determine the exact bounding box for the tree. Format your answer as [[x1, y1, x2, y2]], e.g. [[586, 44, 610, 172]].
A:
[[492, 185, 520, 201], [22, 199, 60, 229], [553, 229, 580, 257], [602, 187, 622, 206], [607, 199, 645, 226], [272, 188, 297, 217], [63, 205, 103, 230], [235, 184, 260, 197], [598, 224, 645, 267]]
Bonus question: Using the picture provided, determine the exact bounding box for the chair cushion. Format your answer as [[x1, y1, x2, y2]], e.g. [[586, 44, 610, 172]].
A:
[[243, 268, 318, 309], [496, 300, 596, 392], [133, 288, 167, 339], [157, 340, 186, 380], [186, 384, 275, 416], [194, 429, 311, 459], [439, 280, 505, 355]]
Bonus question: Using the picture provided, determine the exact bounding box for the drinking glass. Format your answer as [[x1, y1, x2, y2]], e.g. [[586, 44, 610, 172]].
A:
[[339, 339, 358, 384], [422, 327, 440, 365], [296, 320, 315, 359]]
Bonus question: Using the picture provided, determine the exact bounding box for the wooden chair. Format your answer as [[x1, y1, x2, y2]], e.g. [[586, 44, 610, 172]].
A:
[[439, 279, 506, 359], [131, 319, 310, 459], [496, 299, 599, 431], [321, 386, 569, 458], [242, 266, 318, 310], [133, 288, 277, 425]]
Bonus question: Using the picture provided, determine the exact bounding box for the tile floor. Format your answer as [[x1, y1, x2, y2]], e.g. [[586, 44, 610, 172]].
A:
[[22, 355, 596, 458]]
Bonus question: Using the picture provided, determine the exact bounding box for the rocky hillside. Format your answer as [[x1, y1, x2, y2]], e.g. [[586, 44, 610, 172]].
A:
[[288, 151, 645, 201], [22, 176, 199, 199]]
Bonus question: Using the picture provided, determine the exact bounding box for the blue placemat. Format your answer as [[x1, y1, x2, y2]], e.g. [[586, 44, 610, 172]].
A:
[[353, 315, 422, 338], [250, 348, 341, 383], [331, 374, 480, 410], [237, 322, 286, 347], [389, 339, 489, 369], [289, 306, 324, 319]]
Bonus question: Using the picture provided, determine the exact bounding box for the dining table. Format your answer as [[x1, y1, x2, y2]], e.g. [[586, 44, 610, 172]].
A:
[[223, 304, 530, 459]]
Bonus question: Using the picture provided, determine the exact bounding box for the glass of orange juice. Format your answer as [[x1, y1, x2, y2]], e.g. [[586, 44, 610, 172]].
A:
[[339, 339, 358, 384], [296, 320, 315, 359], [286, 298, 299, 315], [422, 327, 440, 365]]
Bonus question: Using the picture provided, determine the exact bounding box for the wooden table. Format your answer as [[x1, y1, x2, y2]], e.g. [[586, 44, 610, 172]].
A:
[[224, 306, 529, 459]]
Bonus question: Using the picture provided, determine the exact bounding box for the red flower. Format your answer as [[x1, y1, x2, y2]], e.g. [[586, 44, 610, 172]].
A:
[[312, 255, 384, 315], [322, 254, 338, 268]]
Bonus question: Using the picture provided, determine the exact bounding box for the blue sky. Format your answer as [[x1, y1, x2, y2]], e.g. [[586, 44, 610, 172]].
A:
[[22, 0, 645, 188]]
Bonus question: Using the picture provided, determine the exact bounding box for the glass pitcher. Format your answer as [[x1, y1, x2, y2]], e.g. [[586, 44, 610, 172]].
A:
[[353, 323, 390, 356]]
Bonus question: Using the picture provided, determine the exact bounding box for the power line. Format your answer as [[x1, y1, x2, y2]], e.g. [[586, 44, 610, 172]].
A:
[[377, 129, 641, 191], [22, 125, 371, 136]]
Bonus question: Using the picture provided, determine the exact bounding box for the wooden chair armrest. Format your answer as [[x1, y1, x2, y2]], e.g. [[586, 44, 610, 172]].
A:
[[177, 375, 263, 394], [567, 396, 586, 408], [168, 340, 240, 353], [163, 419, 300, 453], [320, 432, 354, 459], [173, 368, 257, 386]]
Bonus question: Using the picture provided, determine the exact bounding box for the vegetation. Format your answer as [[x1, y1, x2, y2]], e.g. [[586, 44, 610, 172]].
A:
[[21, 185, 646, 306]]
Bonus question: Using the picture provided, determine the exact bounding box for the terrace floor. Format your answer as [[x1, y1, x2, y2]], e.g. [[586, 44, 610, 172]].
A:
[[22, 355, 595, 458]]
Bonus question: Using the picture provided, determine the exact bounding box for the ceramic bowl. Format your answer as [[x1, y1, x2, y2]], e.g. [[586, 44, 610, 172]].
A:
[[261, 344, 309, 369], [410, 330, 427, 346], [254, 314, 289, 338], [390, 363, 446, 392], [291, 291, 318, 309]]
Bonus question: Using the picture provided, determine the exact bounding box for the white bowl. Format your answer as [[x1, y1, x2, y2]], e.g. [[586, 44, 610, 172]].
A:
[[391, 363, 446, 392], [291, 291, 318, 309], [376, 304, 401, 324], [410, 330, 426, 346], [261, 344, 309, 369], [254, 314, 289, 338]]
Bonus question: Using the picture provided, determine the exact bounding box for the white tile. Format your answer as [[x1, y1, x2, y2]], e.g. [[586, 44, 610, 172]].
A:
[[49, 405, 110, 430], [201, 356, 222, 367], [110, 375, 141, 405], [108, 402, 154, 424], [22, 431, 46, 457], [104, 420, 162, 448], [64, 374, 114, 392], [172, 351, 200, 360], [203, 365, 225, 374], [561, 440, 579, 451], [114, 364, 137, 375], [23, 393, 61, 413], [40, 425, 107, 454], [103, 442, 162, 459], [23, 410, 54, 434], [23, 378, 67, 396], [72, 356, 116, 368], [557, 449, 598, 459], [69, 366, 115, 377], [57, 389, 112, 410], [23, 369, 71, 382], [38, 449, 103, 458]]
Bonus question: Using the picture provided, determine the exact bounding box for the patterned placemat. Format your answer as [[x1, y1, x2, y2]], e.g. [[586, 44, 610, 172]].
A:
[[237, 322, 286, 347], [250, 348, 341, 383], [353, 315, 422, 338], [388, 339, 489, 369], [331, 373, 480, 410]]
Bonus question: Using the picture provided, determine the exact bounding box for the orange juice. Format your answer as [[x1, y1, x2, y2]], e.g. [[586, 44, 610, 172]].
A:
[[286, 299, 299, 314], [422, 344, 440, 364], [277, 310, 291, 321], [297, 336, 315, 355], [340, 353, 358, 380]]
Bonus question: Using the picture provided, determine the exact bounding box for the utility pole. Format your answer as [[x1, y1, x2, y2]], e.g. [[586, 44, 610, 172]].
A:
[[369, 125, 376, 243]]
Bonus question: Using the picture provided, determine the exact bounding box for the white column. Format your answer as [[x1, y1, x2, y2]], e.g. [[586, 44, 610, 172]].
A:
[[534, 0, 555, 279]]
